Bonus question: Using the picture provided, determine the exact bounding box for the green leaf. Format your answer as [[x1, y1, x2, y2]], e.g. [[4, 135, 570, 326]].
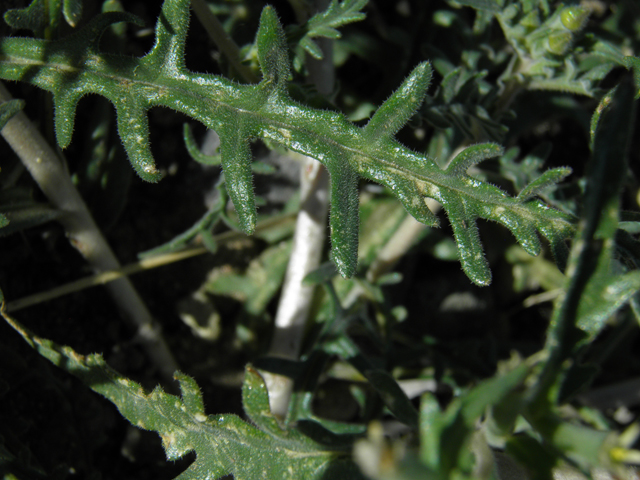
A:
[[0, 0, 576, 283], [440, 193, 492, 286], [0, 202, 62, 236], [0, 311, 364, 480], [138, 200, 223, 258], [516, 167, 572, 202], [63, 0, 82, 27], [535, 73, 638, 405], [445, 142, 502, 176], [323, 335, 419, 428], [365, 62, 432, 141], [326, 158, 360, 277], [4, 0, 47, 34], [420, 364, 530, 474], [300, 0, 368, 60], [5, 0, 84, 33], [204, 240, 292, 317], [218, 126, 256, 235], [622, 56, 640, 98], [257, 6, 290, 93], [183, 123, 221, 165]]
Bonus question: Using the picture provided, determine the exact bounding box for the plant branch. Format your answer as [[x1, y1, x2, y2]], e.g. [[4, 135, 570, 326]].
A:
[[265, 0, 334, 418], [190, 0, 259, 84], [0, 82, 179, 383], [5, 212, 296, 312]]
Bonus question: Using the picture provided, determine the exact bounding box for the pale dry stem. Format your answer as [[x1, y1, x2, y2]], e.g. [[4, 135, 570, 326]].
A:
[[0, 82, 179, 383]]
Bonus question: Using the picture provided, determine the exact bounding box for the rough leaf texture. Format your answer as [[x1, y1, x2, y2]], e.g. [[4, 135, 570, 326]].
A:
[[0, 0, 575, 283], [0, 309, 362, 480]]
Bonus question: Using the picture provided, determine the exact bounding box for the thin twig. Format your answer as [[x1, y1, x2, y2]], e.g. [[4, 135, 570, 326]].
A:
[[5, 212, 295, 312], [0, 82, 179, 383], [190, 0, 259, 84]]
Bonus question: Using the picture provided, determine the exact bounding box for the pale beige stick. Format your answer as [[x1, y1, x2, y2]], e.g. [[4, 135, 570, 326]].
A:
[[6, 248, 208, 313], [0, 82, 179, 382], [5, 213, 295, 312], [264, 0, 334, 417]]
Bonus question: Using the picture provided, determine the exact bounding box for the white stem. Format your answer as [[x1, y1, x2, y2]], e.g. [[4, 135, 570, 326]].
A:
[[265, 0, 334, 417], [265, 161, 329, 415], [0, 82, 179, 383]]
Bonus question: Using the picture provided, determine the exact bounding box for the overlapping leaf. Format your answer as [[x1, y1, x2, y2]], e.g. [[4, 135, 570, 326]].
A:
[[532, 74, 640, 406], [0, 307, 363, 480], [299, 0, 367, 60], [0, 0, 575, 283]]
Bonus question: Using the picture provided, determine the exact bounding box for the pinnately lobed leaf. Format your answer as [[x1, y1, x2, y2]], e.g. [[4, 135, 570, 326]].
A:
[[0, 0, 576, 284], [0, 307, 363, 480], [301, 0, 368, 60]]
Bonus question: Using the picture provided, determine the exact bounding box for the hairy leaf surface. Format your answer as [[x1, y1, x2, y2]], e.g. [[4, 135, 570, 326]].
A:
[[0, 0, 575, 283], [0, 309, 363, 480]]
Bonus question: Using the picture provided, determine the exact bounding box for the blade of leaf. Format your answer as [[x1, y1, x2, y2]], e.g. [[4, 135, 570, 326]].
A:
[[63, 0, 82, 27], [517, 167, 572, 202], [326, 158, 360, 277], [365, 62, 432, 141], [445, 143, 503, 176], [533, 73, 637, 405], [440, 193, 491, 286], [257, 6, 290, 93], [0, 98, 24, 129], [0, 308, 364, 480], [218, 126, 256, 235]]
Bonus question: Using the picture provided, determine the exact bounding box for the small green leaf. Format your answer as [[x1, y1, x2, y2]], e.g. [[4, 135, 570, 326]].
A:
[[546, 31, 572, 55], [445, 142, 502, 176], [326, 158, 360, 278], [63, 0, 82, 27], [364, 370, 419, 428], [559, 6, 589, 32], [300, 0, 368, 60], [0, 202, 62, 236], [4, 0, 46, 34], [183, 123, 221, 165], [517, 167, 572, 202], [440, 194, 491, 286], [364, 62, 432, 141], [115, 102, 161, 182], [257, 6, 290, 93], [219, 127, 256, 235]]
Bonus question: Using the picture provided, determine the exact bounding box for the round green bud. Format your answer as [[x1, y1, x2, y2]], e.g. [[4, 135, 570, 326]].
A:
[[547, 31, 573, 55], [560, 6, 589, 32]]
